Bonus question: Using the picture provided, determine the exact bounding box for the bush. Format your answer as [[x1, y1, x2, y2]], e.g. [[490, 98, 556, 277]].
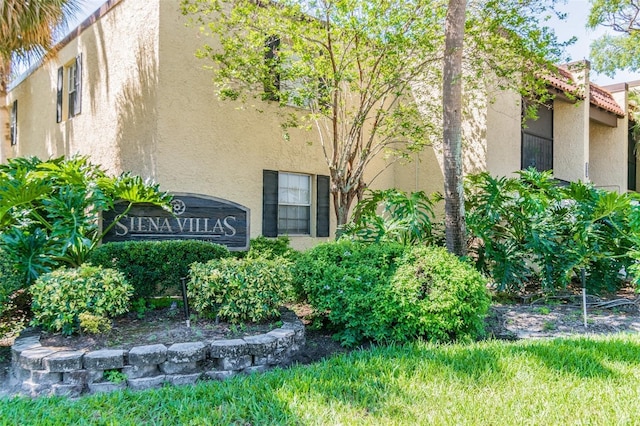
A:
[[188, 255, 293, 323], [237, 236, 299, 261], [0, 248, 24, 316], [294, 241, 490, 346], [30, 265, 132, 335], [293, 240, 407, 346], [381, 246, 490, 343], [88, 240, 230, 298]]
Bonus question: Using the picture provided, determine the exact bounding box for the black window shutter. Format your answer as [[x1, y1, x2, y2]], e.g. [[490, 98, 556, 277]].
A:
[[263, 170, 279, 237], [56, 67, 63, 122], [316, 175, 330, 237], [74, 53, 82, 116], [10, 100, 17, 146]]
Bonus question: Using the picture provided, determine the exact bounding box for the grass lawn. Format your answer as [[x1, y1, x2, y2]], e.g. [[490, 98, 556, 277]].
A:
[[2, 333, 640, 425]]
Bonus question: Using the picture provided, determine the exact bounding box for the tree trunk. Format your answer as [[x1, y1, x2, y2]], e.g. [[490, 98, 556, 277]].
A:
[[0, 57, 10, 163], [442, 0, 467, 256]]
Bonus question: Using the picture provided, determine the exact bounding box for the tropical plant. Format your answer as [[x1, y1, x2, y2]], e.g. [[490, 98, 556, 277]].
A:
[[465, 169, 635, 294], [0, 155, 172, 285], [340, 188, 442, 245]]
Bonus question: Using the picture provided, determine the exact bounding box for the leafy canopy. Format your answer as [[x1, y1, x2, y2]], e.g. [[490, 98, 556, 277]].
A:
[[588, 0, 640, 76], [182, 0, 446, 225]]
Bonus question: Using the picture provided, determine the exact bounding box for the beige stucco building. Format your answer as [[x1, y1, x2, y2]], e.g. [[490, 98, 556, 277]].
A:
[[2, 0, 637, 249]]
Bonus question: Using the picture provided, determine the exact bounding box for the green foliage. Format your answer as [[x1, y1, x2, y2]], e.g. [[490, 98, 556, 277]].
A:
[[30, 265, 132, 335], [238, 236, 299, 261], [0, 247, 24, 315], [382, 246, 490, 343], [78, 312, 112, 334], [465, 169, 635, 294], [296, 242, 489, 346], [103, 369, 127, 384], [188, 256, 294, 323], [340, 189, 443, 245], [588, 0, 640, 76], [88, 240, 230, 299], [0, 156, 171, 285]]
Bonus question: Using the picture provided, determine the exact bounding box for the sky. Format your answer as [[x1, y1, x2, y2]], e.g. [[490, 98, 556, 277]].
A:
[[70, 0, 640, 86]]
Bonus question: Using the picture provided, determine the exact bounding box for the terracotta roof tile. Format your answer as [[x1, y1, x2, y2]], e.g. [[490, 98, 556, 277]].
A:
[[590, 83, 625, 117], [542, 66, 625, 117]]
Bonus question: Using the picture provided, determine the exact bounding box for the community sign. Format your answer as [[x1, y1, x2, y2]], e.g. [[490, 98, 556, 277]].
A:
[[102, 193, 250, 251]]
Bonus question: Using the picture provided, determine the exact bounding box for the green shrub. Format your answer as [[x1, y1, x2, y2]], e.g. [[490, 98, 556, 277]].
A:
[[294, 241, 490, 346], [188, 256, 293, 323], [30, 265, 132, 335], [88, 240, 230, 298], [292, 240, 407, 346], [0, 248, 24, 315], [78, 312, 112, 334], [243, 236, 299, 261], [381, 246, 490, 343]]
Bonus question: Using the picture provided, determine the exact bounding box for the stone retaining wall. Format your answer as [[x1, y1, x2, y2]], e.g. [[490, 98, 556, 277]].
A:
[[10, 312, 305, 397]]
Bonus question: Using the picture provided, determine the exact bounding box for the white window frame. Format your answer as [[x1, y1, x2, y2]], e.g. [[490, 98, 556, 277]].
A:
[[278, 172, 311, 235]]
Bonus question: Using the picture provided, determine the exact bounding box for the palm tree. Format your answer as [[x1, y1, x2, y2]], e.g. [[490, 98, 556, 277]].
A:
[[442, 0, 467, 256], [1, 0, 83, 160]]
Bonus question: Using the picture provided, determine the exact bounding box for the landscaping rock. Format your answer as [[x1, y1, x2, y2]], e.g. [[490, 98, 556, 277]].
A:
[[165, 373, 201, 386], [127, 344, 167, 366], [19, 347, 57, 370], [167, 342, 206, 363], [83, 349, 125, 370], [216, 355, 252, 371], [159, 361, 198, 375], [29, 370, 62, 385], [205, 370, 237, 381], [122, 364, 160, 379], [243, 334, 277, 356], [88, 381, 126, 394], [127, 375, 166, 391], [43, 350, 84, 372], [51, 383, 83, 398], [210, 339, 248, 358]]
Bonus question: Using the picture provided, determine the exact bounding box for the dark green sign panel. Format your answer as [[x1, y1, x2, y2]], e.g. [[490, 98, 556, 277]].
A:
[[102, 193, 250, 251]]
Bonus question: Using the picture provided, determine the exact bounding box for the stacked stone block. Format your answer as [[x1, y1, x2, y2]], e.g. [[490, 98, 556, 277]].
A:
[[10, 314, 305, 398]]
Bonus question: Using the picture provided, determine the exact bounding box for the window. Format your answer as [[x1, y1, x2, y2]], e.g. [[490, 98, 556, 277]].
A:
[[278, 173, 311, 234], [56, 54, 82, 122], [9, 100, 17, 146], [263, 170, 330, 237], [521, 101, 553, 172]]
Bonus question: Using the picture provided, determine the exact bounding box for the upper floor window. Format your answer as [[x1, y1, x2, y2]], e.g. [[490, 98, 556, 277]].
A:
[[522, 101, 553, 172], [57, 54, 82, 122], [10, 100, 17, 146]]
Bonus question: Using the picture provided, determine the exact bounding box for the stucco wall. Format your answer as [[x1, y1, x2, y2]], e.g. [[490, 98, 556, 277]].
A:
[[589, 88, 627, 193], [485, 89, 522, 177], [7, 0, 160, 173], [553, 98, 589, 182]]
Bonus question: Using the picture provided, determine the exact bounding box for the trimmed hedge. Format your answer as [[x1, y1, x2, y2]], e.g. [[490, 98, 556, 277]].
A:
[[88, 240, 230, 298], [188, 255, 294, 323]]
